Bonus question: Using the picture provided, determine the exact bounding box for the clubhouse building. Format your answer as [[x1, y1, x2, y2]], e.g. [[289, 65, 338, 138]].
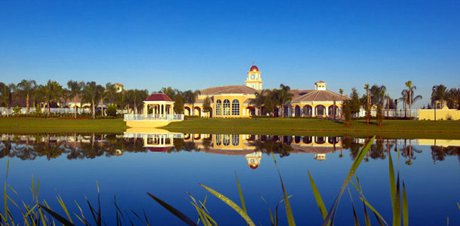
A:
[[183, 65, 346, 118]]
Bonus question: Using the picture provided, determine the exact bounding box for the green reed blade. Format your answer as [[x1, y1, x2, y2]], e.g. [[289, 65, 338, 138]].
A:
[[308, 170, 327, 219], [235, 174, 247, 214], [187, 193, 213, 226], [200, 183, 256, 226], [147, 192, 198, 226], [74, 200, 88, 225], [272, 153, 296, 226], [388, 151, 396, 225], [322, 136, 375, 226], [351, 202, 360, 226], [363, 201, 371, 226], [39, 204, 75, 226], [57, 195, 73, 224], [402, 181, 408, 226], [359, 198, 388, 226]]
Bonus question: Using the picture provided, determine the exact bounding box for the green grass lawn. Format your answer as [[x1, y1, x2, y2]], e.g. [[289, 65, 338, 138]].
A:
[[0, 117, 126, 134], [1, 117, 460, 139], [165, 117, 460, 139]]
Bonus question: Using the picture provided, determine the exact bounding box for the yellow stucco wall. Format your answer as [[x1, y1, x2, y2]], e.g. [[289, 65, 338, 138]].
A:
[[418, 109, 460, 120], [185, 94, 254, 118], [125, 120, 172, 128]]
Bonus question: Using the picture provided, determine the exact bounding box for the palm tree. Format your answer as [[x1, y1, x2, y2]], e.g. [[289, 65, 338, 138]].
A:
[[399, 90, 408, 118], [125, 89, 148, 114], [447, 88, 460, 110], [67, 80, 85, 118], [105, 83, 122, 106], [364, 83, 370, 124], [404, 81, 422, 117], [82, 81, 105, 119], [16, 80, 37, 113], [274, 84, 293, 117], [431, 84, 448, 108], [250, 90, 267, 116], [0, 82, 11, 116], [43, 80, 63, 115]]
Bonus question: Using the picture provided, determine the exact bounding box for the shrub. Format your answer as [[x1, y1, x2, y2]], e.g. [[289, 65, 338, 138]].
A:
[[106, 104, 118, 117]]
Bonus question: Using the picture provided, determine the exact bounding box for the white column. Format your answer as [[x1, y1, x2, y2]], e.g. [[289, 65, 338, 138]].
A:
[[312, 106, 316, 117], [325, 106, 329, 117], [143, 104, 148, 116]]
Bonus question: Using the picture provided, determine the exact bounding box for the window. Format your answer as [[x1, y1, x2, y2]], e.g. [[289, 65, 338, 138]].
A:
[[232, 134, 239, 146], [223, 99, 230, 116], [216, 100, 222, 116], [223, 134, 230, 146], [215, 134, 221, 145], [231, 99, 240, 115]]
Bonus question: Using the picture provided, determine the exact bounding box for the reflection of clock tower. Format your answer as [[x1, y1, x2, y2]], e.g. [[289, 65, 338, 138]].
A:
[[245, 65, 263, 90]]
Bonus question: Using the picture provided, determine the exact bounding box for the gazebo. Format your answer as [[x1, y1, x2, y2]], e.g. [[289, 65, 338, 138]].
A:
[[143, 93, 175, 118], [124, 93, 183, 128]]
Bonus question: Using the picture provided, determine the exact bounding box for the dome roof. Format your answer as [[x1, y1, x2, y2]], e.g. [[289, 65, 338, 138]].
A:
[[249, 65, 259, 72]]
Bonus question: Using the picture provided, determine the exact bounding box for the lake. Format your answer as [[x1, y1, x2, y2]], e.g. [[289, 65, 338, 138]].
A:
[[0, 132, 459, 225]]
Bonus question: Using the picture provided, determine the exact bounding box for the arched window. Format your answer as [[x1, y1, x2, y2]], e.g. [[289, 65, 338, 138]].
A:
[[223, 134, 230, 146], [216, 100, 222, 116], [215, 134, 221, 145], [223, 99, 230, 116], [232, 134, 239, 146], [232, 99, 240, 115]]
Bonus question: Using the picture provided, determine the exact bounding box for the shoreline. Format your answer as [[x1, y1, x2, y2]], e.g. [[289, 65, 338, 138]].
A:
[[1, 117, 460, 139]]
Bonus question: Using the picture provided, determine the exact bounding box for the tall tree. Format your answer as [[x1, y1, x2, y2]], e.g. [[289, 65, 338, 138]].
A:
[[0, 82, 13, 116], [160, 87, 178, 99], [173, 93, 185, 114], [447, 88, 460, 110], [67, 80, 85, 118], [250, 90, 268, 116], [349, 88, 361, 118], [183, 90, 201, 116], [16, 80, 37, 113], [104, 83, 122, 106], [82, 81, 105, 119], [202, 96, 212, 117], [364, 83, 371, 124], [404, 81, 421, 117], [431, 84, 448, 109], [43, 80, 63, 115], [273, 84, 293, 117], [125, 89, 148, 115]]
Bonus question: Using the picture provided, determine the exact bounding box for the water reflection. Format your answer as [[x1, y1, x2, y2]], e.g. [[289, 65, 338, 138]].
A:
[[0, 133, 459, 166]]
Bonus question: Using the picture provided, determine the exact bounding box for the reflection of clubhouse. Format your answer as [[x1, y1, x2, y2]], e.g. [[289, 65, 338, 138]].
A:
[[185, 134, 343, 167], [184, 65, 346, 118]]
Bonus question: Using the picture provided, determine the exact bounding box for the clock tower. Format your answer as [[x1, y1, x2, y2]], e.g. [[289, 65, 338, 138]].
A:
[[245, 65, 263, 90]]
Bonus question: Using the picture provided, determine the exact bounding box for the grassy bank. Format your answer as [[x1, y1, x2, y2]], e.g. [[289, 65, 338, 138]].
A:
[[1, 117, 460, 139], [0, 117, 126, 134], [165, 117, 460, 139]]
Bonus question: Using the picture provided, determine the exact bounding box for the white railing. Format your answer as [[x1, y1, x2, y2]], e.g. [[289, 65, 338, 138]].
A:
[[124, 114, 184, 121]]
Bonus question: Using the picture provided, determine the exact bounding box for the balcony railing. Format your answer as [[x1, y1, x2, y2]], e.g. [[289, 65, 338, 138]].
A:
[[124, 114, 184, 121]]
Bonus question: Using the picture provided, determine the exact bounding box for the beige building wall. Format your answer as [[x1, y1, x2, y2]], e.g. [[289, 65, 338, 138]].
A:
[[418, 108, 460, 120]]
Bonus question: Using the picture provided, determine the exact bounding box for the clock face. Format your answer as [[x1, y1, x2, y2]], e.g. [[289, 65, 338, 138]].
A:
[[251, 75, 255, 79]]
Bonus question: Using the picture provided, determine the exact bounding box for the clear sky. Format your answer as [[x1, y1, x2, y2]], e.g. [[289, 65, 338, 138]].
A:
[[1, 0, 459, 107]]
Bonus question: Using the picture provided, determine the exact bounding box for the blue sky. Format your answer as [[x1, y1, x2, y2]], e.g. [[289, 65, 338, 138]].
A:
[[1, 0, 459, 107]]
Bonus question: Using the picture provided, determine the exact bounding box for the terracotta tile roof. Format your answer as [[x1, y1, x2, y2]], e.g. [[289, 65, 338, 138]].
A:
[[292, 90, 346, 102], [145, 93, 173, 102], [289, 89, 312, 99], [200, 85, 257, 95]]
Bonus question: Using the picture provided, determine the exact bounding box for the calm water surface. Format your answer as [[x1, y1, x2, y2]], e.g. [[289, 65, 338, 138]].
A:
[[0, 132, 459, 225]]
